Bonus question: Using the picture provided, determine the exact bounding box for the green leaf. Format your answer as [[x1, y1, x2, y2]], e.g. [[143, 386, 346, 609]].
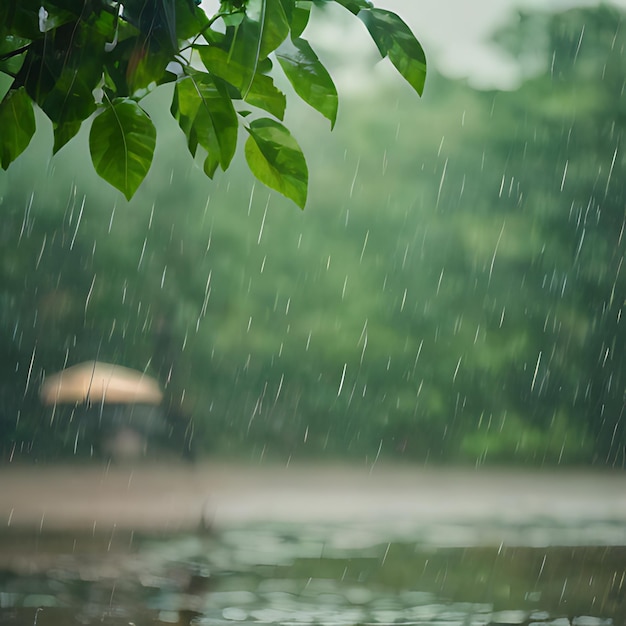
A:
[[0, 87, 36, 169], [41, 65, 98, 152], [33, 19, 105, 152], [280, 0, 311, 38], [18, 18, 106, 109], [219, 0, 289, 95], [171, 73, 238, 174], [331, 0, 373, 15], [245, 117, 308, 208], [52, 120, 82, 153], [197, 44, 248, 90], [0, 74, 11, 102], [4, 3, 76, 39], [126, 46, 172, 94], [89, 99, 156, 200], [197, 45, 285, 118], [358, 8, 426, 95], [0, 34, 30, 76], [42, 68, 98, 122], [174, 0, 211, 41], [247, 0, 290, 58], [276, 36, 337, 127], [121, 0, 208, 51], [245, 73, 286, 119]]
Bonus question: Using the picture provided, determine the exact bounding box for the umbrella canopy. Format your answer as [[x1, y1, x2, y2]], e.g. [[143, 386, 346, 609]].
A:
[[40, 361, 163, 406]]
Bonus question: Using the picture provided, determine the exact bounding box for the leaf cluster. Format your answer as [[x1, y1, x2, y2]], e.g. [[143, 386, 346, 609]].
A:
[[0, 0, 426, 206]]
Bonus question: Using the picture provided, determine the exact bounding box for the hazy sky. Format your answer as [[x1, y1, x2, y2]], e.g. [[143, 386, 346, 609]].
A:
[[373, 0, 626, 88]]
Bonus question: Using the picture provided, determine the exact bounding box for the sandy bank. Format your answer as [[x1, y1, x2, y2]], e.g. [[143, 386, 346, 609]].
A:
[[1, 462, 625, 541]]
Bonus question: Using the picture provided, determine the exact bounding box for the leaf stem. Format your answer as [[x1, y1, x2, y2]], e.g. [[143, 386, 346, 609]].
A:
[[180, 8, 245, 53], [0, 44, 31, 63]]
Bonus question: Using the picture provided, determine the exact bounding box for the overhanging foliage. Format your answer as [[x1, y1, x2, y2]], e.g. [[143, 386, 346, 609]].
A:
[[0, 0, 426, 206]]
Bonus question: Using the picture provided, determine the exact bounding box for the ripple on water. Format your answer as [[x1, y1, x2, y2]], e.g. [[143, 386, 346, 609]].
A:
[[0, 523, 623, 626]]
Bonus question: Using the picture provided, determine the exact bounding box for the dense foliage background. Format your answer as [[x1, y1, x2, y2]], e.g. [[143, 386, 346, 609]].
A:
[[0, 5, 624, 466]]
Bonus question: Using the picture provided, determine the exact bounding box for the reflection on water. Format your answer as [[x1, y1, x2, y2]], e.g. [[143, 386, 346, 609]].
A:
[[0, 523, 623, 626]]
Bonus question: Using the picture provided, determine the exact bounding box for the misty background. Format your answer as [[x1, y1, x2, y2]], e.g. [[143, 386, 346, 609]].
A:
[[0, 0, 624, 466]]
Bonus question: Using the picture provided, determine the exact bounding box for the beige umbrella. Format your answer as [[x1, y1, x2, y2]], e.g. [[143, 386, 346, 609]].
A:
[[40, 361, 163, 405]]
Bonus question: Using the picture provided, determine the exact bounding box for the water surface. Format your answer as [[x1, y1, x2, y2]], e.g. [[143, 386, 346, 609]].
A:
[[1, 522, 623, 626]]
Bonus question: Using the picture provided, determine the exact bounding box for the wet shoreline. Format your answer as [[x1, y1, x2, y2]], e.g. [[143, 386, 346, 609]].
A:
[[2, 462, 625, 541], [2, 463, 625, 626]]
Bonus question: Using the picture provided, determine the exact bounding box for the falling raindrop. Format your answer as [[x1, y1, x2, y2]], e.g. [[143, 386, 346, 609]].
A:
[[488, 222, 505, 287], [560, 160, 569, 191], [337, 363, 347, 397], [359, 230, 369, 263], [349, 157, 360, 198], [108, 202, 116, 233], [69, 195, 86, 250], [85, 274, 96, 316], [436, 158, 448, 209]]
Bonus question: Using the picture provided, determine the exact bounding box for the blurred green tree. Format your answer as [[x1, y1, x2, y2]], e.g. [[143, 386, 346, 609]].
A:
[[2, 5, 624, 467], [444, 5, 626, 465]]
